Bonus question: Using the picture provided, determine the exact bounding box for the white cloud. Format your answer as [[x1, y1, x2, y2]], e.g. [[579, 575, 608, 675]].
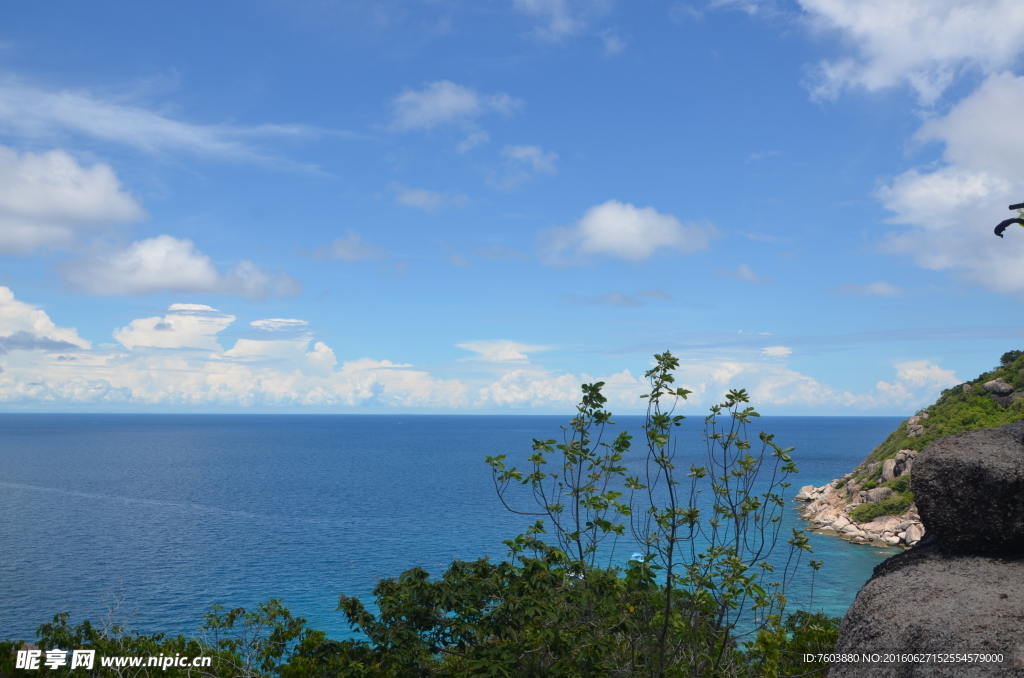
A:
[[0, 290, 964, 413], [315, 231, 383, 262], [874, 360, 960, 403], [669, 356, 959, 411], [223, 337, 311, 362], [502, 145, 558, 174], [0, 145, 145, 254], [61, 235, 301, 298], [491, 144, 559, 189], [457, 340, 552, 363], [511, 0, 613, 41], [0, 286, 90, 351], [390, 183, 469, 211], [877, 73, 1024, 293], [389, 81, 522, 131], [836, 281, 904, 297], [716, 263, 770, 285], [0, 78, 328, 164], [251, 318, 309, 331], [544, 200, 716, 264], [0, 294, 469, 408], [456, 130, 490, 153], [599, 29, 626, 55], [306, 341, 337, 374], [798, 0, 1024, 103], [113, 304, 235, 351]]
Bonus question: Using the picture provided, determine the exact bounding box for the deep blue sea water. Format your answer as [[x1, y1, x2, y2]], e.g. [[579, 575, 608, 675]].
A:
[[0, 414, 904, 642]]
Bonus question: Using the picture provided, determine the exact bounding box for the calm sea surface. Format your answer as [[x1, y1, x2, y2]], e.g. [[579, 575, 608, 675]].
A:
[[0, 414, 904, 642]]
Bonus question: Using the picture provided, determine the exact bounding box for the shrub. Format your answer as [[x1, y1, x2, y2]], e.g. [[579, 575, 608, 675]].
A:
[[849, 493, 914, 523], [882, 474, 911, 494]]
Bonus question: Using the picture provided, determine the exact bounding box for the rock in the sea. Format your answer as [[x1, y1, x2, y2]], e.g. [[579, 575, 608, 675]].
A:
[[913, 421, 1024, 555], [795, 484, 816, 501], [907, 424, 924, 437], [831, 539, 1024, 677]]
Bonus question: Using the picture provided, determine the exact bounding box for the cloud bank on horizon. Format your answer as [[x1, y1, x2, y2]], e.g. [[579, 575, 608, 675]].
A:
[[0, 0, 1019, 413], [0, 287, 960, 412]]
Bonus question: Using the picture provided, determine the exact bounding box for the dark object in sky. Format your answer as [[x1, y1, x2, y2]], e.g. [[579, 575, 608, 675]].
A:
[[995, 202, 1024, 237], [994, 218, 1024, 238]]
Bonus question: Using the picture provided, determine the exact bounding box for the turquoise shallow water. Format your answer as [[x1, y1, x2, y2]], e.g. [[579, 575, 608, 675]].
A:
[[0, 414, 903, 641]]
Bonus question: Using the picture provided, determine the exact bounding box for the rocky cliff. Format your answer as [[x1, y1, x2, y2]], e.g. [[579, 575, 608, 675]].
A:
[[829, 422, 1024, 677], [794, 354, 1024, 549]]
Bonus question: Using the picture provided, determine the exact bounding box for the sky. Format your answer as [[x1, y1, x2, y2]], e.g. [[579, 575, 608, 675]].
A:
[[1, 0, 1023, 415]]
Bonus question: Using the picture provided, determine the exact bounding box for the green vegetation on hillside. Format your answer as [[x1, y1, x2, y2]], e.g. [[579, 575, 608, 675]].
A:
[[854, 351, 1024, 486]]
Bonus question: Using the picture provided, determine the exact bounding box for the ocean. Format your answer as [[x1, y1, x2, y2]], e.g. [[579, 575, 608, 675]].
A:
[[0, 414, 904, 642]]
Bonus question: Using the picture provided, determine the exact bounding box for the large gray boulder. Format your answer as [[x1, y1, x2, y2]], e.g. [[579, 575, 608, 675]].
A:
[[881, 458, 897, 482], [984, 378, 1014, 395], [834, 422, 1024, 676], [831, 538, 1024, 677], [913, 422, 1024, 555]]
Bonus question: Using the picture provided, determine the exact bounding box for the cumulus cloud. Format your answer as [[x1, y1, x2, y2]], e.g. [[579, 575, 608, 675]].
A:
[[799, 0, 1024, 103], [0, 146, 145, 254], [61, 235, 301, 298], [0, 293, 468, 409], [874, 360, 960, 403], [762, 346, 792, 357], [390, 183, 469, 211], [669, 356, 959, 412], [389, 81, 522, 131], [223, 337, 311, 362], [511, 0, 613, 41], [457, 340, 552, 363], [0, 286, 90, 351], [876, 73, 1024, 293], [544, 200, 716, 265], [715, 263, 770, 285], [113, 304, 235, 351], [490, 144, 559, 189], [836, 281, 904, 297]]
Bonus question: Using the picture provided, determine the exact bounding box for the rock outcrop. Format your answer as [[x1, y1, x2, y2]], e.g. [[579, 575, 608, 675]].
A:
[[796, 448, 923, 548], [914, 421, 1024, 555], [831, 423, 1024, 677]]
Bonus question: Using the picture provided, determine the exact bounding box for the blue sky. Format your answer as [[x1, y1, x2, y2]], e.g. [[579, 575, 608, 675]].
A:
[[1, 0, 1023, 414]]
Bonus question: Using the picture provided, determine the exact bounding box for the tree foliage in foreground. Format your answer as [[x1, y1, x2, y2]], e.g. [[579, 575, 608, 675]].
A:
[[2, 352, 840, 677]]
